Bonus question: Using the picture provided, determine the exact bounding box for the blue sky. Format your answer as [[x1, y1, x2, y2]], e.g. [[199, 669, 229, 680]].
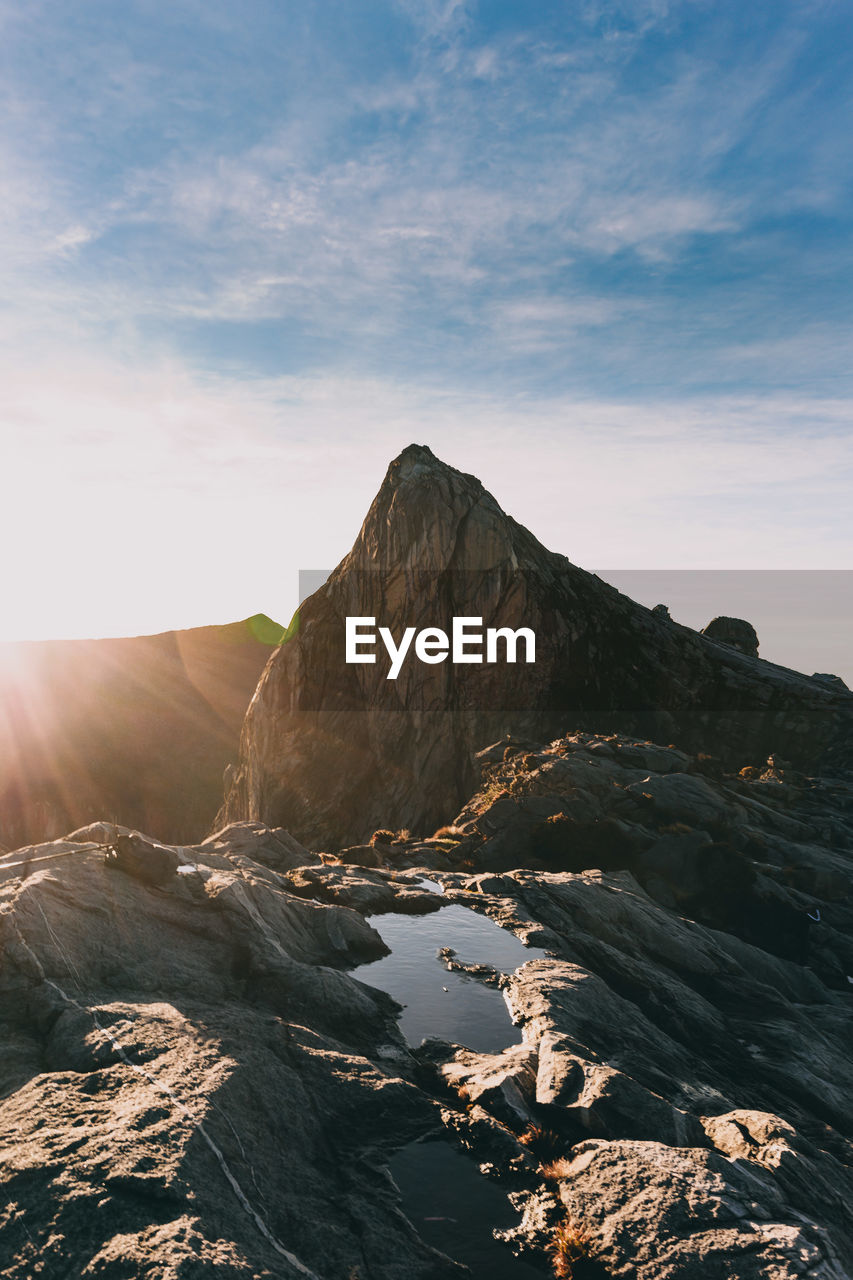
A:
[[0, 0, 851, 649]]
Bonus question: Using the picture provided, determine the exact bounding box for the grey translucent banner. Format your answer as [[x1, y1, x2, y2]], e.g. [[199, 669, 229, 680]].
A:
[[597, 570, 851, 689], [297, 568, 851, 690]]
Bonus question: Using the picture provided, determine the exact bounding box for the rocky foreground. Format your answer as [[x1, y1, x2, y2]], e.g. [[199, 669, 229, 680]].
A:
[[2, 729, 851, 1278]]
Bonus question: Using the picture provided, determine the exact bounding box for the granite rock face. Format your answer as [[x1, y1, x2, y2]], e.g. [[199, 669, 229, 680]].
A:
[[0, 823, 461, 1280], [1, 727, 852, 1277], [220, 444, 851, 850], [402, 738, 853, 1276]]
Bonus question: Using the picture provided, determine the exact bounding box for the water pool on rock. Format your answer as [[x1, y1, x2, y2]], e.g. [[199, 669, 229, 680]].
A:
[[389, 1140, 543, 1279], [357, 902, 547, 1053]]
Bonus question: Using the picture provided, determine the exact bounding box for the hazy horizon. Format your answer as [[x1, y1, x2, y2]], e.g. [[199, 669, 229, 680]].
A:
[[2, 563, 849, 691]]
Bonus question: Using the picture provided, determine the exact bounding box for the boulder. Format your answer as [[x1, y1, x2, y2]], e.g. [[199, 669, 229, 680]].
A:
[[200, 821, 319, 871], [550, 1139, 848, 1278], [701, 615, 760, 657], [813, 673, 849, 691]]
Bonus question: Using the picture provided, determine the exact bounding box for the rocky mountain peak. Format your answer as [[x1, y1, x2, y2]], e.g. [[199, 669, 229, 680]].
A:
[[389, 440, 446, 478], [339, 442, 537, 577], [221, 448, 852, 850]]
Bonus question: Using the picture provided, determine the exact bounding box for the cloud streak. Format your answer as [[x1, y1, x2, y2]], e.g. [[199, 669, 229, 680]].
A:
[[0, 0, 851, 641], [4, 0, 848, 368]]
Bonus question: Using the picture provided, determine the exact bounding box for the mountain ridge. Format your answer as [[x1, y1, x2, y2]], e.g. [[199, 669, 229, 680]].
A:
[[0, 614, 283, 849], [220, 444, 852, 849]]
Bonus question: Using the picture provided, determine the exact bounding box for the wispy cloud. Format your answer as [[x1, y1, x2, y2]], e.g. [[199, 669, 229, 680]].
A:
[[0, 0, 852, 641], [1, 1, 848, 389], [70, 14, 837, 342], [393, 0, 472, 44]]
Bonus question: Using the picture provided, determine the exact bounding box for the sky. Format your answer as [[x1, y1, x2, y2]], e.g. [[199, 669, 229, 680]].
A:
[[0, 0, 851, 668]]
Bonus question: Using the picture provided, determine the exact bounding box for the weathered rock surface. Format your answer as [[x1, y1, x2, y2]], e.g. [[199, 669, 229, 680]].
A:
[[552, 1139, 848, 1278], [219, 444, 852, 849], [434, 730, 853, 983], [0, 823, 467, 1279], [284, 863, 444, 916], [259, 728, 851, 1275], [1, 720, 852, 1277], [403, 736, 852, 1276]]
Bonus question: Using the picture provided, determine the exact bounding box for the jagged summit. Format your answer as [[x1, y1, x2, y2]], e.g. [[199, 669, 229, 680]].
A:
[[220, 448, 852, 849], [388, 441, 446, 475], [339, 442, 549, 577]]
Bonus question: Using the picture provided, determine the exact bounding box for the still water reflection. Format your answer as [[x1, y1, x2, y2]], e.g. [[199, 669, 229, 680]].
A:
[[357, 900, 546, 1053]]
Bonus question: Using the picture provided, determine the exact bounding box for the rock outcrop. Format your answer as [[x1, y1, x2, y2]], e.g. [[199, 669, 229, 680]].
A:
[[0, 823, 461, 1279], [701, 615, 760, 658], [383, 733, 853, 1275], [0, 615, 282, 848], [220, 444, 852, 849], [1, 722, 851, 1276]]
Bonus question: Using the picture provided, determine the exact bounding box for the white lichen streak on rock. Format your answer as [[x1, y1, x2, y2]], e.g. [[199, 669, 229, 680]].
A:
[[11, 900, 322, 1280], [42, 972, 322, 1279]]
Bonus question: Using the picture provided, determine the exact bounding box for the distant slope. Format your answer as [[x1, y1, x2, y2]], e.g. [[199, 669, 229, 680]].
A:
[[0, 614, 283, 847]]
